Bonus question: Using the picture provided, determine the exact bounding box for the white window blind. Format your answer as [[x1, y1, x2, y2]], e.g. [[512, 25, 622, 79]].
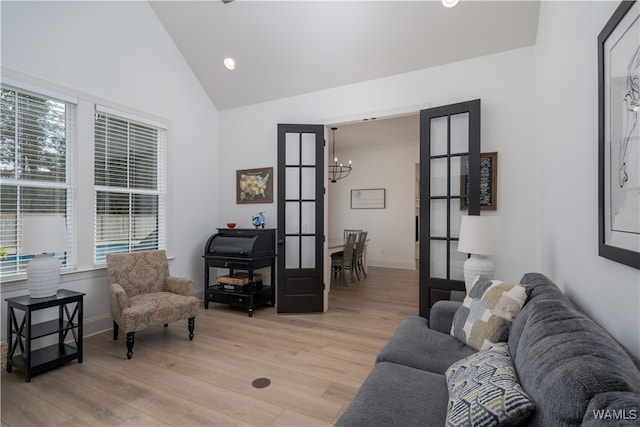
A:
[[94, 108, 166, 264], [0, 84, 75, 278]]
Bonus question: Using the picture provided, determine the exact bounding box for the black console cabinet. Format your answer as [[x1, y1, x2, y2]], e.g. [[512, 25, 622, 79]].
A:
[[203, 228, 276, 317]]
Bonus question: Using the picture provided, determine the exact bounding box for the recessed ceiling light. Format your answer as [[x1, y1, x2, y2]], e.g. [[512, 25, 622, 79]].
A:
[[442, 0, 459, 8], [224, 57, 236, 71]]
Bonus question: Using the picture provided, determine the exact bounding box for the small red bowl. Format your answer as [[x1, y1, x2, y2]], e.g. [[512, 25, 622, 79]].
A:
[[226, 223, 237, 229]]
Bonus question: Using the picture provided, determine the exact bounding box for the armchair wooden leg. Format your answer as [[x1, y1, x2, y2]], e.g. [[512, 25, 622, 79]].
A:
[[113, 321, 119, 340], [188, 317, 195, 340], [126, 332, 135, 359]]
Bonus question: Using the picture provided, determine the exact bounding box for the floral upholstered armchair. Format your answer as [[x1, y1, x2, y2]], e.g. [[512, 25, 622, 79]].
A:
[[106, 249, 199, 359]]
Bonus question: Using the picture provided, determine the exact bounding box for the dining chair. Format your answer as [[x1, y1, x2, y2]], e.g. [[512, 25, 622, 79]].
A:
[[343, 229, 362, 243], [331, 232, 358, 286], [354, 230, 368, 280], [332, 229, 361, 258]]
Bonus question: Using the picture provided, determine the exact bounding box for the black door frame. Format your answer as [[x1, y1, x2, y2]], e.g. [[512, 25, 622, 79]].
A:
[[276, 124, 325, 313], [419, 99, 481, 318]]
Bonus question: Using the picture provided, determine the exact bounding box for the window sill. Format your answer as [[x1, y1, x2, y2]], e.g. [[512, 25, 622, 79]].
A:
[[1, 267, 107, 293], [2, 254, 175, 292]]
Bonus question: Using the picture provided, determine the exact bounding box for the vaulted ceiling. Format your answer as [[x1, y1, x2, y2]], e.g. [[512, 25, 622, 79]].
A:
[[150, 1, 541, 112]]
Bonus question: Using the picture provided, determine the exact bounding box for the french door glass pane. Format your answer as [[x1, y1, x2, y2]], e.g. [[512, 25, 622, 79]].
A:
[[450, 203, 463, 238], [430, 199, 447, 238], [301, 133, 315, 165], [450, 156, 463, 196], [430, 116, 448, 156], [429, 240, 447, 278], [450, 113, 469, 155], [285, 202, 299, 234], [430, 158, 448, 197], [285, 167, 299, 199], [285, 236, 299, 269], [301, 202, 315, 234], [285, 133, 300, 165], [301, 168, 315, 199], [450, 240, 466, 281], [301, 236, 315, 268]]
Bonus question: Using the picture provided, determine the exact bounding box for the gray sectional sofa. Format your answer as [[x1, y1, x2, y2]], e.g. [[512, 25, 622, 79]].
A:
[[335, 273, 640, 426]]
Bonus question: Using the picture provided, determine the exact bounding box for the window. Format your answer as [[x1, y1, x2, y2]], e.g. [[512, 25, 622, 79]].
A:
[[0, 84, 75, 277], [94, 107, 166, 264]]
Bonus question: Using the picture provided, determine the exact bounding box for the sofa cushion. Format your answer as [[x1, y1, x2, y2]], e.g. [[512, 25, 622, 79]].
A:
[[376, 316, 476, 374], [451, 277, 530, 351], [445, 342, 535, 426], [334, 362, 449, 427], [518, 272, 576, 308], [430, 300, 464, 334], [512, 297, 640, 426], [121, 292, 200, 333], [508, 272, 577, 362]]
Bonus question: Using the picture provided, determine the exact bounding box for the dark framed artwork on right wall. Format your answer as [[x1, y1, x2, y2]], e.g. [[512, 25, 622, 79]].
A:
[[460, 152, 497, 211], [598, 0, 640, 269]]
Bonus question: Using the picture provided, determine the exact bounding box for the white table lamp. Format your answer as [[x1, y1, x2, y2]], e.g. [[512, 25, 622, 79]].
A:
[[21, 215, 67, 298], [458, 215, 500, 293]]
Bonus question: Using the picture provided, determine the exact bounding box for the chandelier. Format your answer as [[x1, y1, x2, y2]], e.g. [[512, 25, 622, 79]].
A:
[[328, 127, 352, 182]]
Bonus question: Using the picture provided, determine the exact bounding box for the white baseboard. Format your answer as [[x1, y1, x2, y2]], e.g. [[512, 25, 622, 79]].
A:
[[367, 260, 416, 270], [83, 313, 113, 338]]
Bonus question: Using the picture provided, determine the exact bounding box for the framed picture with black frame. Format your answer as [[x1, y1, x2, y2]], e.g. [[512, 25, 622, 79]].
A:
[[460, 152, 497, 211], [598, 0, 640, 269], [236, 167, 273, 204]]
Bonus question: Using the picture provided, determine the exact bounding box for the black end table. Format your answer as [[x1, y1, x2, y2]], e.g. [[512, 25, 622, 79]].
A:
[[5, 289, 84, 382]]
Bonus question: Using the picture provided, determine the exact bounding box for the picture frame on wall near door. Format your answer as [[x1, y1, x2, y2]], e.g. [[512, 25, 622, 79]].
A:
[[460, 152, 497, 211], [597, 0, 640, 269], [236, 167, 273, 204]]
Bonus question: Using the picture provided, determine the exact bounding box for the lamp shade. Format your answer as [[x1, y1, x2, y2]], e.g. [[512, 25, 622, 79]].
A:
[[21, 215, 66, 255], [458, 215, 500, 255]]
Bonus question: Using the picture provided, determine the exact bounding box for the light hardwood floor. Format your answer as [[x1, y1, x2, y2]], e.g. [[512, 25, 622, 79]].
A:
[[1, 267, 419, 427]]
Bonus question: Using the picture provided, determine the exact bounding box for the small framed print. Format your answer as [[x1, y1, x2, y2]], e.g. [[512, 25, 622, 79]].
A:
[[351, 188, 385, 209], [236, 167, 273, 204], [460, 152, 498, 211]]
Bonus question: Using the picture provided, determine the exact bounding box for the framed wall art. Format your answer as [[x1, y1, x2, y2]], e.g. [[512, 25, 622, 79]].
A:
[[351, 188, 385, 209], [236, 167, 273, 204], [598, 0, 640, 269], [460, 152, 498, 211]]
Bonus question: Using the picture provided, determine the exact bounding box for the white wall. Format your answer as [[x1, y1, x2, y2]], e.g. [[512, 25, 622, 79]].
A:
[[5, 1, 634, 359], [0, 1, 219, 338], [535, 1, 640, 356], [219, 47, 537, 285], [328, 143, 419, 269]]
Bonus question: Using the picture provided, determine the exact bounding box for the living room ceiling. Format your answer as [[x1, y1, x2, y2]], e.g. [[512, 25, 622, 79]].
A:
[[150, 1, 540, 111]]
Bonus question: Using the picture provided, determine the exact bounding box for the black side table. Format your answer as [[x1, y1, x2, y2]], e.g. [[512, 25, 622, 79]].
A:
[[5, 289, 84, 382]]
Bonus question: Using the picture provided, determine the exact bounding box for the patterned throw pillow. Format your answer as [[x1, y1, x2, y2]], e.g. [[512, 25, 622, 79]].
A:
[[450, 277, 530, 351], [445, 342, 536, 426]]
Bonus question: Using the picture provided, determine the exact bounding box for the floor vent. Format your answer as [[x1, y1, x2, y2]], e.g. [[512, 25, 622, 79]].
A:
[[252, 377, 271, 388]]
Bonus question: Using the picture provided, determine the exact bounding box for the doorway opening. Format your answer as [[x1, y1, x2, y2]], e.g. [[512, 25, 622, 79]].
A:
[[324, 112, 420, 313]]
